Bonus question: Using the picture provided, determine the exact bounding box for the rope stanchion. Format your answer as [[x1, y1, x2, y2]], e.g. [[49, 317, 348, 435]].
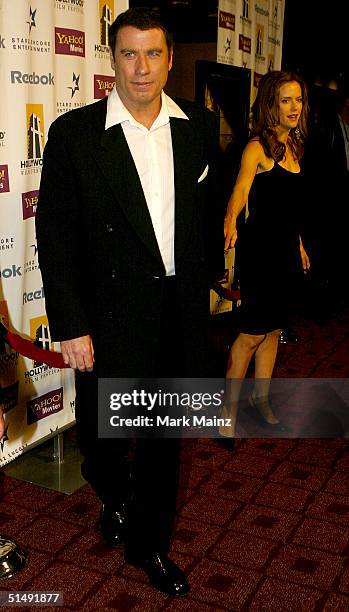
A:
[[0, 323, 69, 579], [0, 537, 28, 580]]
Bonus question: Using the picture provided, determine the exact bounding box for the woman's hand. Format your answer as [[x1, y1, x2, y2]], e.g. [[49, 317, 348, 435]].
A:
[[0, 407, 5, 439], [299, 237, 310, 272], [224, 214, 238, 251]]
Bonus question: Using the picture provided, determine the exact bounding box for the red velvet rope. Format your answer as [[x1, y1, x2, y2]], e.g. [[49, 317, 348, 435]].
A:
[[4, 331, 69, 368]]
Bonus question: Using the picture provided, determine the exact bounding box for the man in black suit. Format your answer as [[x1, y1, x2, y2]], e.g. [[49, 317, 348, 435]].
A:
[[36, 7, 223, 597]]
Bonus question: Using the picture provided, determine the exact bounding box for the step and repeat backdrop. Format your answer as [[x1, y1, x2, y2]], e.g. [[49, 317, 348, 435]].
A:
[[0, 0, 128, 467], [212, 0, 285, 314]]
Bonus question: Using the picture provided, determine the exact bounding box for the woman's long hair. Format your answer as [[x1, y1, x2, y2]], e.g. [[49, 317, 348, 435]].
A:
[[251, 70, 309, 161]]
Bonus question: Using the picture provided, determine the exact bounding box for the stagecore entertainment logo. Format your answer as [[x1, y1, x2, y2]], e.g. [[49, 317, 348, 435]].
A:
[[0, 165, 10, 193], [57, 73, 85, 115], [0, 237, 14, 252], [0, 130, 5, 148], [0, 426, 28, 464], [55, 27, 85, 57], [24, 238, 39, 275], [20, 104, 45, 177], [27, 387, 64, 425], [11, 6, 51, 54], [94, 74, 114, 98], [94, 0, 113, 59]]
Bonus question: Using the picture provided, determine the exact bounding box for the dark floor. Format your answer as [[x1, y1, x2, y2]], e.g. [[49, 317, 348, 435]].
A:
[[1, 295, 349, 611]]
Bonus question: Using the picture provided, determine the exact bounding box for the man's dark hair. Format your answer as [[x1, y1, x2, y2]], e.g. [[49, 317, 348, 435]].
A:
[[109, 7, 173, 59]]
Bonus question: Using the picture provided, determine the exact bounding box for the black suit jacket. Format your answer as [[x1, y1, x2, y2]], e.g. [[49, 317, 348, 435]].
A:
[[36, 96, 224, 376]]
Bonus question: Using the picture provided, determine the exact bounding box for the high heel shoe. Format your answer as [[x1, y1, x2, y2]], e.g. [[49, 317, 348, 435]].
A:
[[216, 403, 236, 450], [216, 434, 235, 450], [246, 394, 291, 433]]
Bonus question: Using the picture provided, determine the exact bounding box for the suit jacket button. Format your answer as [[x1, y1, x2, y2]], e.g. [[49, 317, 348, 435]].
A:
[[106, 224, 113, 232], [107, 311, 113, 318], [111, 269, 116, 278]]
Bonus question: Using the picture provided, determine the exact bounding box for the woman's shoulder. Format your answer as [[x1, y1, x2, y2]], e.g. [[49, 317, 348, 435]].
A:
[[243, 138, 268, 162]]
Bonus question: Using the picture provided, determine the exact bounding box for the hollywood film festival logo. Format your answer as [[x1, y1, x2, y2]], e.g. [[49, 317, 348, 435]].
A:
[[24, 316, 60, 384], [95, 1, 113, 59], [54, 0, 84, 14], [20, 104, 45, 177], [12, 6, 50, 54]]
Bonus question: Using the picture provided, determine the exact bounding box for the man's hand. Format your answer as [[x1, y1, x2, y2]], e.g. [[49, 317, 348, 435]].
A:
[[61, 335, 94, 371]]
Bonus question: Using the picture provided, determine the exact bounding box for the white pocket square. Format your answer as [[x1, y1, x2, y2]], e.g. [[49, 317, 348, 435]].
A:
[[198, 164, 209, 183]]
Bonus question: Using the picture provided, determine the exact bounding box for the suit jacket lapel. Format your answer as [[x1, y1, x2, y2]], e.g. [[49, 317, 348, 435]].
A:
[[170, 117, 199, 262], [92, 112, 164, 267], [91, 100, 201, 270]]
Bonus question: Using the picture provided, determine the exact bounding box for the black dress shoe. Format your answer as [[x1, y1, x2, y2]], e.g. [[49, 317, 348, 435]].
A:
[[100, 504, 127, 547], [124, 550, 190, 597]]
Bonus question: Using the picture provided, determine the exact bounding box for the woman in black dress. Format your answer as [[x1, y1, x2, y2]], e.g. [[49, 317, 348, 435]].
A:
[[223, 71, 310, 436]]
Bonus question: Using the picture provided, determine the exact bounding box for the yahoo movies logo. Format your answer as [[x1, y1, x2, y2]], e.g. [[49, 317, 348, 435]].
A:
[[219, 11, 235, 31], [0, 165, 10, 194], [27, 387, 64, 425], [94, 74, 114, 99], [55, 27, 85, 57], [22, 189, 39, 220], [239, 34, 251, 54]]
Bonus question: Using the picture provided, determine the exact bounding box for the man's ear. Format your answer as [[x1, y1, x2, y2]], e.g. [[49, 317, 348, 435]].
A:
[[110, 49, 115, 71]]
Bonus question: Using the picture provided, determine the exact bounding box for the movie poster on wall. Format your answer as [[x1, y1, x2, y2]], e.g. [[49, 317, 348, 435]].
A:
[[0, 0, 128, 467]]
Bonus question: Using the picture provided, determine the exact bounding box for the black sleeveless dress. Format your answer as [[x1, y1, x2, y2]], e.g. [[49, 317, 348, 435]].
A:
[[237, 162, 304, 334]]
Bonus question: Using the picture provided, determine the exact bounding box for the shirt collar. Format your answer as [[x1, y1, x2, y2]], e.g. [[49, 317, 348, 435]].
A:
[[105, 86, 188, 131]]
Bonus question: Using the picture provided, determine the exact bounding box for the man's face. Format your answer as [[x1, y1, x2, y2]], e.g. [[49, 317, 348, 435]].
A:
[[111, 26, 173, 113]]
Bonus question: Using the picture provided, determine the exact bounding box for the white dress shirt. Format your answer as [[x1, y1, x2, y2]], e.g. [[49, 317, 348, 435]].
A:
[[105, 87, 189, 276]]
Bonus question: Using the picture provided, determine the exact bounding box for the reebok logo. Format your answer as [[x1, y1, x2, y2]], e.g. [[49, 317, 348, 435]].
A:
[[11, 71, 54, 85]]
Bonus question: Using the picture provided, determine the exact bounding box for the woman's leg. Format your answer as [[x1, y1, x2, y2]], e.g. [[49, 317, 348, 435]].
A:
[[252, 329, 281, 424], [222, 333, 266, 436]]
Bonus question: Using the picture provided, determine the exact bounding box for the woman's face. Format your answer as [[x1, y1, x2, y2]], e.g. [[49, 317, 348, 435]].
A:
[[277, 81, 303, 131]]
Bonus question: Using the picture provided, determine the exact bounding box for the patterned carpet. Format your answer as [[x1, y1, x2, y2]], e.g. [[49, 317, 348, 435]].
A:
[[1, 302, 349, 611]]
